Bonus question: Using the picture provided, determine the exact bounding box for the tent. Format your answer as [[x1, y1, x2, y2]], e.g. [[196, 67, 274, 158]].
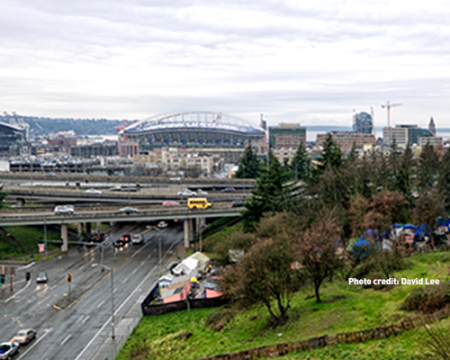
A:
[[172, 257, 199, 277], [353, 239, 374, 258]]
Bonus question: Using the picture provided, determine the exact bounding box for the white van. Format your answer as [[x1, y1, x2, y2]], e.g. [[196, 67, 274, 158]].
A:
[[131, 234, 144, 245]]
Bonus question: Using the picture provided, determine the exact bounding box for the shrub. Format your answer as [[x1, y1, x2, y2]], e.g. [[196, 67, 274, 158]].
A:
[[400, 282, 450, 313], [205, 307, 236, 331]]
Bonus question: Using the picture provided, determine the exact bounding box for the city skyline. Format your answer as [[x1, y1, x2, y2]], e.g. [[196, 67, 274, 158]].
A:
[[1, 0, 449, 128]]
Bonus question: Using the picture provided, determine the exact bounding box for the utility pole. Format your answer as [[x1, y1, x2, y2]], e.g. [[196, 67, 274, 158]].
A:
[[381, 101, 402, 148]]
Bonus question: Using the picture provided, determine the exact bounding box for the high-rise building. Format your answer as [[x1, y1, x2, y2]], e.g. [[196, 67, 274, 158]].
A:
[[383, 125, 434, 147], [352, 112, 373, 134], [316, 132, 375, 153], [269, 123, 306, 149], [428, 117, 436, 136]]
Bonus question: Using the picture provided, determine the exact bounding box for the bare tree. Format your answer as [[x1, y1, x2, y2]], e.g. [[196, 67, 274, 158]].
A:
[[296, 209, 342, 303]]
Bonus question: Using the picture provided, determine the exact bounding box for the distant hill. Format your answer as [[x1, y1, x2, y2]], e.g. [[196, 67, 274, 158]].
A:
[[0, 114, 124, 136]]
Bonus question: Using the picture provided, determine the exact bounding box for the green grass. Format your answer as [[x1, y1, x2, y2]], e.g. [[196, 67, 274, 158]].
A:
[[117, 251, 450, 360], [0, 225, 62, 259]]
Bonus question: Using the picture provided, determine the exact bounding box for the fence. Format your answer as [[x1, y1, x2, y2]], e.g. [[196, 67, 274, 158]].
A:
[[197, 305, 450, 360]]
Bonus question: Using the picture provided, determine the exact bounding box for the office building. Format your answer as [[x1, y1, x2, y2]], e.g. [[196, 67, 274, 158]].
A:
[[383, 125, 434, 147], [316, 132, 375, 153], [269, 123, 306, 150], [352, 112, 373, 134]]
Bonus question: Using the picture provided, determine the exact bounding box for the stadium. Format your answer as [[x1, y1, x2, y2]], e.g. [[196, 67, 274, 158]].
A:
[[0, 120, 26, 154], [118, 111, 267, 155]]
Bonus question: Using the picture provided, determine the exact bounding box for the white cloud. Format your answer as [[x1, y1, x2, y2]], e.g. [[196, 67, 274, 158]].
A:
[[0, 0, 449, 129]]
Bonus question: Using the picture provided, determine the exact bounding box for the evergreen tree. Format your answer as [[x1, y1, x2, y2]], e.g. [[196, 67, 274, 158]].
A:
[[318, 134, 342, 172], [242, 151, 291, 232], [235, 142, 261, 179], [438, 149, 450, 211], [395, 146, 414, 206], [388, 137, 401, 177], [418, 142, 439, 194], [291, 142, 312, 181]]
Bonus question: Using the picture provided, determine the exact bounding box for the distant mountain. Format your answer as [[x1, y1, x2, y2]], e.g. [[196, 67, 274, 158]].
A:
[[0, 114, 124, 136]]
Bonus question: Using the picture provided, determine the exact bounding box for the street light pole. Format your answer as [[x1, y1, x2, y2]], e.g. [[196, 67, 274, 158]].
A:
[[91, 263, 116, 356]]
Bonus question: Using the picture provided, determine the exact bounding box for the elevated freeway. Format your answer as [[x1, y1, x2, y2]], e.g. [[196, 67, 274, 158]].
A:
[[3, 186, 248, 205], [0, 203, 243, 248]]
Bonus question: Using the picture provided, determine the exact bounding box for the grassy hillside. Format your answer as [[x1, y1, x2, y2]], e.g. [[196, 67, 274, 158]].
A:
[[117, 251, 450, 360], [0, 226, 62, 259]]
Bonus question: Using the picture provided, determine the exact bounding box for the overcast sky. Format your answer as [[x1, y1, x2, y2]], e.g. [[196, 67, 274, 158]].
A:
[[1, 0, 449, 129]]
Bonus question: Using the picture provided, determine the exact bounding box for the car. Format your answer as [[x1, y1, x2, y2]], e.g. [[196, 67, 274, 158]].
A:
[[12, 329, 37, 345], [92, 233, 105, 242], [85, 189, 102, 194], [121, 234, 131, 242], [36, 272, 48, 284], [162, 201, 180, 206], [0, 342, 19, 360], [114, 239, 126, 248], [54, 205, 74, 215], [231, 201, 244, 207], [44, 172, 56, 177], [131, 234, 144, 244], [197, 189, 208, 195], [177, 189, 197, 196], [169, 177, 181, 181], [158, 221, 168, 229], [109, 186, 122, 191], [118, 207, 139, 213], [222, 187, 236, 193]]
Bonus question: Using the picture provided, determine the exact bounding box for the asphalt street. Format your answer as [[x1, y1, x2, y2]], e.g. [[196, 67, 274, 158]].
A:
[[0, 222, 183, 360]]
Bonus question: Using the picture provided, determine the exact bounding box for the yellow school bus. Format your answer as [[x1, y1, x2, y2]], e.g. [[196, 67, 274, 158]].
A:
[[187, 198, 212, 209]]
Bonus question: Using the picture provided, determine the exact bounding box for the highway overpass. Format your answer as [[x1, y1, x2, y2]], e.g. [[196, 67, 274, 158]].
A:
[[3, 186, 248, 205], [0, 204, 243, 249]]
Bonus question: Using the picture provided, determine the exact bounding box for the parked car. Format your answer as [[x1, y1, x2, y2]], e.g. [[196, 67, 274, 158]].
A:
[[177, 189, 197, 196], [118, 207, 139, 213], [162, 201, 180, 206], [12, 329, 37, 345], [85, 189, 102, 194], [222, 187, 236, 193], [169, 177, 181, 181], [157, 221, 168, 229], [121, 234, 131, 243], [36, 272, 48, 284], [197, 189, 208, 195], [231, 201, 244, 207], [54, 205, 74, 215], [0, 342, 19, 360], [44, 172, 56, 177]]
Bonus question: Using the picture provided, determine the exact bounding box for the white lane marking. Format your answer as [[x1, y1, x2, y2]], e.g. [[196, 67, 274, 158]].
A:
[[130, 236, 154, 258], [17, 262, 35, 271], [5, 280, 32, 303], [132, 269, 138, 274], [153, 249, 157, 253], [97, 300, 105, 308], [81, 315, 90, 324], [50, 285, 57, 290], [141, 261, 145, 266], [17, 328, 53, 360], [74, 238, 179, 360], [122, 277, 128, 284], [114, 288, 118, 293], [61, 334, 72, 345]]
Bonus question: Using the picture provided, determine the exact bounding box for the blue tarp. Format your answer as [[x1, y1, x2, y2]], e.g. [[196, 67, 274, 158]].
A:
[[403, 224, 417, 230], [353, 240, 373, 258]]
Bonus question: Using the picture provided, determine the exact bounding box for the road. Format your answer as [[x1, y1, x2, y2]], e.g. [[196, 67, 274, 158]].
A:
[[0, 222, 183, 360]]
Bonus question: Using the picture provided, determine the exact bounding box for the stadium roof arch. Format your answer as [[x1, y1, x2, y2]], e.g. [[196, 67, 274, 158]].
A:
[[124, 111, 265, 136]]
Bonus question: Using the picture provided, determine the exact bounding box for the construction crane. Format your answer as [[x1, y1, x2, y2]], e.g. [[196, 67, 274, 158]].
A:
[[381, 101, 402, 147]]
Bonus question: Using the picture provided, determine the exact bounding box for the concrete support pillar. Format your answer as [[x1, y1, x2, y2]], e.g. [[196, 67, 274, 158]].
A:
[[61, 224, 68, 252], [183, 219, 190, 249], [86, 223, 92, 238], [16, 198, 25, 207], [189, 218, 195, 244], [77, 223, 83, 239], [96, 222, 102, 233]]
